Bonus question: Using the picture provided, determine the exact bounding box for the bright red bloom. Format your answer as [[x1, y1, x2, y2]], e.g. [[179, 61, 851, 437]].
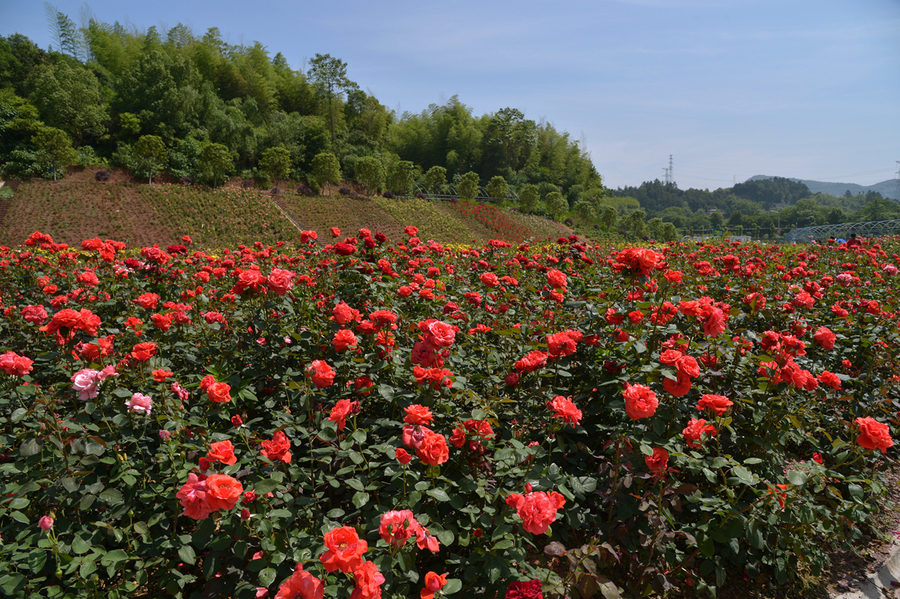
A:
[[547, 395, 582, 425], [622, 383, 658, 420], [855, 417, 894, 453], [683, 418, 716, 448], [152, 368, 173, 382], [813, 326, 836, 350], [404, 404, 434, 425], [696, 394, 733, 416], [207, 382, 232, 403], [333, 329, 359, 352], [267, 268, 296, 296], [506, 489, 566, 535], [131, 341, 157, 362], [308, 360, 335, 388], [261, 430, 292, 463], [320, 526, 368, 573], [134, 293, 160, 310], [350, 560, 385, 599], [417, 432, 449, 466], [395, 448, 412, 464], [275, 563, 324, 599], [644, 447, 669, 475], [818, 370, 842, 391], [480, 272, 499, 287], [204, 473, 243, 510], [379, 509, 420, 546], [515, 350, 548, 373], [328, 399, 360, 430], [207, 440, 237, 466], [420, 572, 447, 599], [546, 268, 567, 289], [0, 351, 33, 377]]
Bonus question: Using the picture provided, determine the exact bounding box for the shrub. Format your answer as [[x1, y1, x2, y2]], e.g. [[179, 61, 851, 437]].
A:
[[565, 218, 574, 227], [180, 176, 195, 186], [296, 184, 314, 196], [415, 192, 427, 200], [242, 179, 255, 189], [382, 190, 395, 199], [338, 187, 351, 196], [94, 169, 111, 182]]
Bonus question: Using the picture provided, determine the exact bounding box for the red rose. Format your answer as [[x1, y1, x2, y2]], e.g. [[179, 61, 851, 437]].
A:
[[623, 382, 658, 420], [506, 579, 544, 599], [644, 447, 669, 474], [328, 399, 360, 430], [207, 440, 237, 466], [332, 329, 358, 352], [404, 404, 434, 425], [320, 526, 367, 573], [696, 394, 733, 416], [261, 430, 292, 463], [204, 473, 243, 511], [416, 432, 449, 466], [855, 417, 893, 453], [683, 418, 716, 448], [307, 360, 335, 388], [546, 395, 581, 425], [813, 326, 836, 350], [131, 341, 157, 362], [506, 489, 565, 534], [207, 382, 232, 403]]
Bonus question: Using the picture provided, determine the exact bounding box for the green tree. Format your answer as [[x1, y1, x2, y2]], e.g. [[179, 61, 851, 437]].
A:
[[199, 142, 233, 187], [647, 217, 664, 239], [132, 134, 167, 184], [709, 211, 725, 229], [27, 59, 108, 145], [307, 53, 358, 149], [311, 151, 342, 193], [423, 165, 447, 194], [661, 222, 679, 242], [32, 127, 77, 181], [485, 176, 510, 203], [545, 191, 568, 220], [354, 156, 385, 195], [626, 209, 648, 238], [574, 199, 596, 224], [389, 160, 416, 195], [457, 171, 480, 201], [518, 184, 539, 212], [600, 205, 618, 233], [259, 145, 292, 184]]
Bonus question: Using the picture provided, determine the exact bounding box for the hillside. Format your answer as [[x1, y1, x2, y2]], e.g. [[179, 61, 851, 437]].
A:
[[0, 167, 572, 248], [748, 174, 899, 200]]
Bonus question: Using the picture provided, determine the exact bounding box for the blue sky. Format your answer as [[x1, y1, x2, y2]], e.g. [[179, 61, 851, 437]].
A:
[[3, 0, 899, 191]]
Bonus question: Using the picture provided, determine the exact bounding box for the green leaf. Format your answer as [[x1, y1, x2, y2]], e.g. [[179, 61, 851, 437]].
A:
[[101, 549, 129, 565], [100, 488, 124, 504], [7, 497, 28, 509], [259, 567, 277, 588], [72, 535, 91, 555], [10, 407, 27, 423], [730, 465, 756, 485], [427, 488, 451, 502], [442, 578, 463, 594], [10, 510, 28, 524], [254, 477, 281, 495], [19, 438, 41, 457], [351, 491, 370, 508], [177, 545, 197, 565], [787, 470, 808, 486]]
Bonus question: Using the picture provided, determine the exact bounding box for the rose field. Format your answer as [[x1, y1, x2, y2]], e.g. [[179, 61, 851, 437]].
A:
[[1, 228, 898, 599]]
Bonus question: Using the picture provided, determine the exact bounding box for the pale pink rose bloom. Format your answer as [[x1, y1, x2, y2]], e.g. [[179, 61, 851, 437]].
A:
[[126, 393, 153, 415]]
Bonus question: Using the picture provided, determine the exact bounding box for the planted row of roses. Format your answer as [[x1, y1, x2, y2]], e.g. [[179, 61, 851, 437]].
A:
[[0, 227, 897, 598]]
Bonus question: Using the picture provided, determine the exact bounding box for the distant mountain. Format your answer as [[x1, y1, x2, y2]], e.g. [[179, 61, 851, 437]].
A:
[[747, 175, 899, 201]]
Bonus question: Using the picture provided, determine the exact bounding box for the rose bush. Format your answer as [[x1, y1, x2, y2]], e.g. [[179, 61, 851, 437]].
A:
[[0, 230, 897, 598]]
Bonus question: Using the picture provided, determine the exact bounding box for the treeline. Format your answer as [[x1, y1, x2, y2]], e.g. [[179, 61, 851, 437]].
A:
[[609, 177, 900, 238], [0, 7, 601, 204]]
